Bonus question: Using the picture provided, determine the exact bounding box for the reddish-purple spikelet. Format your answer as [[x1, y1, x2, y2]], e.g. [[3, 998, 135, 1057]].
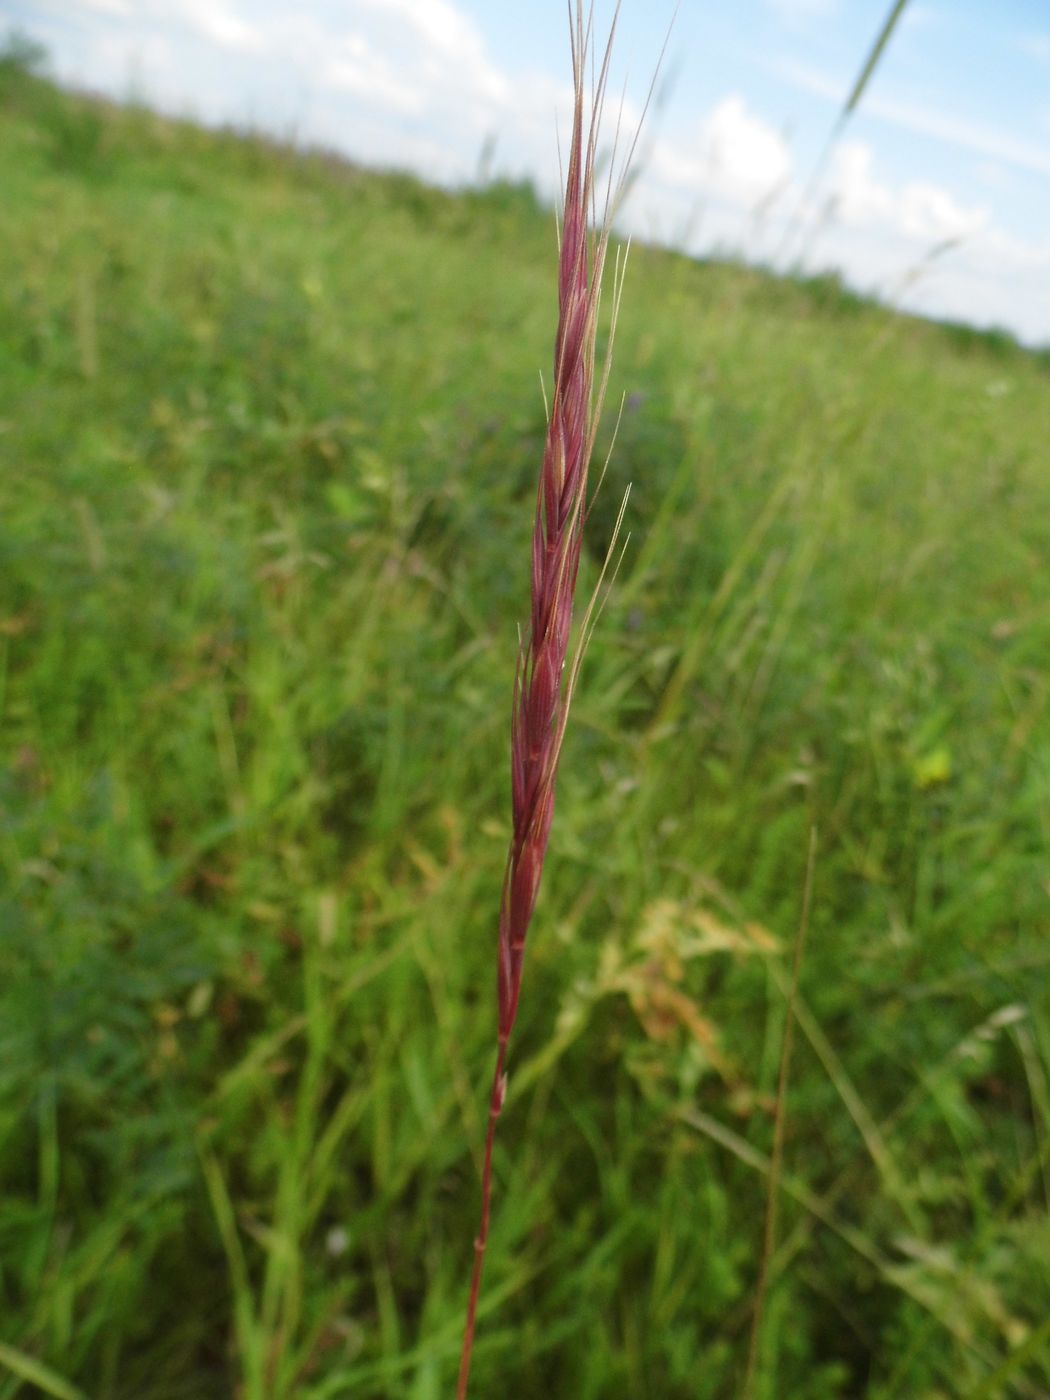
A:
[[499, 15, 594, 1047], [456, 3, 652, 1394]]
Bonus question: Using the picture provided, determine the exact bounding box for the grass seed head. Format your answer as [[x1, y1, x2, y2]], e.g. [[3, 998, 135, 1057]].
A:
[[457, 6, 652, 1393]]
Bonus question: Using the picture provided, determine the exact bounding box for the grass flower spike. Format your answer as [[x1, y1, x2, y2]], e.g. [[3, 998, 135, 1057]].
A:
[[456, 4, 644, 1393]]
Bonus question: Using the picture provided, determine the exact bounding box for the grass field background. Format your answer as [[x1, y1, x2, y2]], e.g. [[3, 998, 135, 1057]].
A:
[[2, 47, 1050, 1398]]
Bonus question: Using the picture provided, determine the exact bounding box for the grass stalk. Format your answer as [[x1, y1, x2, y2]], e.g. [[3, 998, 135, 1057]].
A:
[[744, 825, 817, 1397], [455, 4, 634, 1393], [777, 0, 913, 265]]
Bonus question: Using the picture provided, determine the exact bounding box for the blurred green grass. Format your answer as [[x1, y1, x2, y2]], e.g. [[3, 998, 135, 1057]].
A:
[[1, 45, 1049, 1399]]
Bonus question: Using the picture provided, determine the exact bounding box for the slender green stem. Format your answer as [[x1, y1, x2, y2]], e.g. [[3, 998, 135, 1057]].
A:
[[744, 825, 817, 1396]]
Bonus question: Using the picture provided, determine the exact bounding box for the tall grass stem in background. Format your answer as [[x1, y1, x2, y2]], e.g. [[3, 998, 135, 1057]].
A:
[[743, 826, 817, 1398], [777, 0, 911, 265], [454, 4, 661, 1393]]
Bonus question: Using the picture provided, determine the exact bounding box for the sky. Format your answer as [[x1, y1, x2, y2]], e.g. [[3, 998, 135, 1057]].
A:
[[8, 0, 1050, 345]]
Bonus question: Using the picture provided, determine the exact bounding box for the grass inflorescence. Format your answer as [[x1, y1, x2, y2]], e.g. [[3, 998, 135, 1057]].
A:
[[457, 6, 636, 1391]]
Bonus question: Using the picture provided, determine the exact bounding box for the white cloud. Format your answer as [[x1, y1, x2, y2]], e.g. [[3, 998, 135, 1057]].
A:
[[50, 0, 268, 53], [349, 0, 509, 112], [51, 0, 503, 105], [358, 0, 483, 62], [324, 35, 423, 114], [74, 0, 134, 15], [827, 142, 893, 226], [896, 181, 987, 242], [983, 227, 1050, 275], [21, 0, 133, 16], [176, 0, 264, 54], [901, 239, 1050, 344], [828, 141, 988, 243], [705, 96, 792, 192], [783, 140, 1049, 341], [653, 96, 792, 205]]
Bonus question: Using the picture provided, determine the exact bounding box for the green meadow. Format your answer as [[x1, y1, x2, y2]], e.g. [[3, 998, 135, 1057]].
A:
[[2, 48, 1049, 1399]]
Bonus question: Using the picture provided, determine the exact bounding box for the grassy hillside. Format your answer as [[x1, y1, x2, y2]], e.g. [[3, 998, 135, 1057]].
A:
[[2, 51, 1049, 1399]]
